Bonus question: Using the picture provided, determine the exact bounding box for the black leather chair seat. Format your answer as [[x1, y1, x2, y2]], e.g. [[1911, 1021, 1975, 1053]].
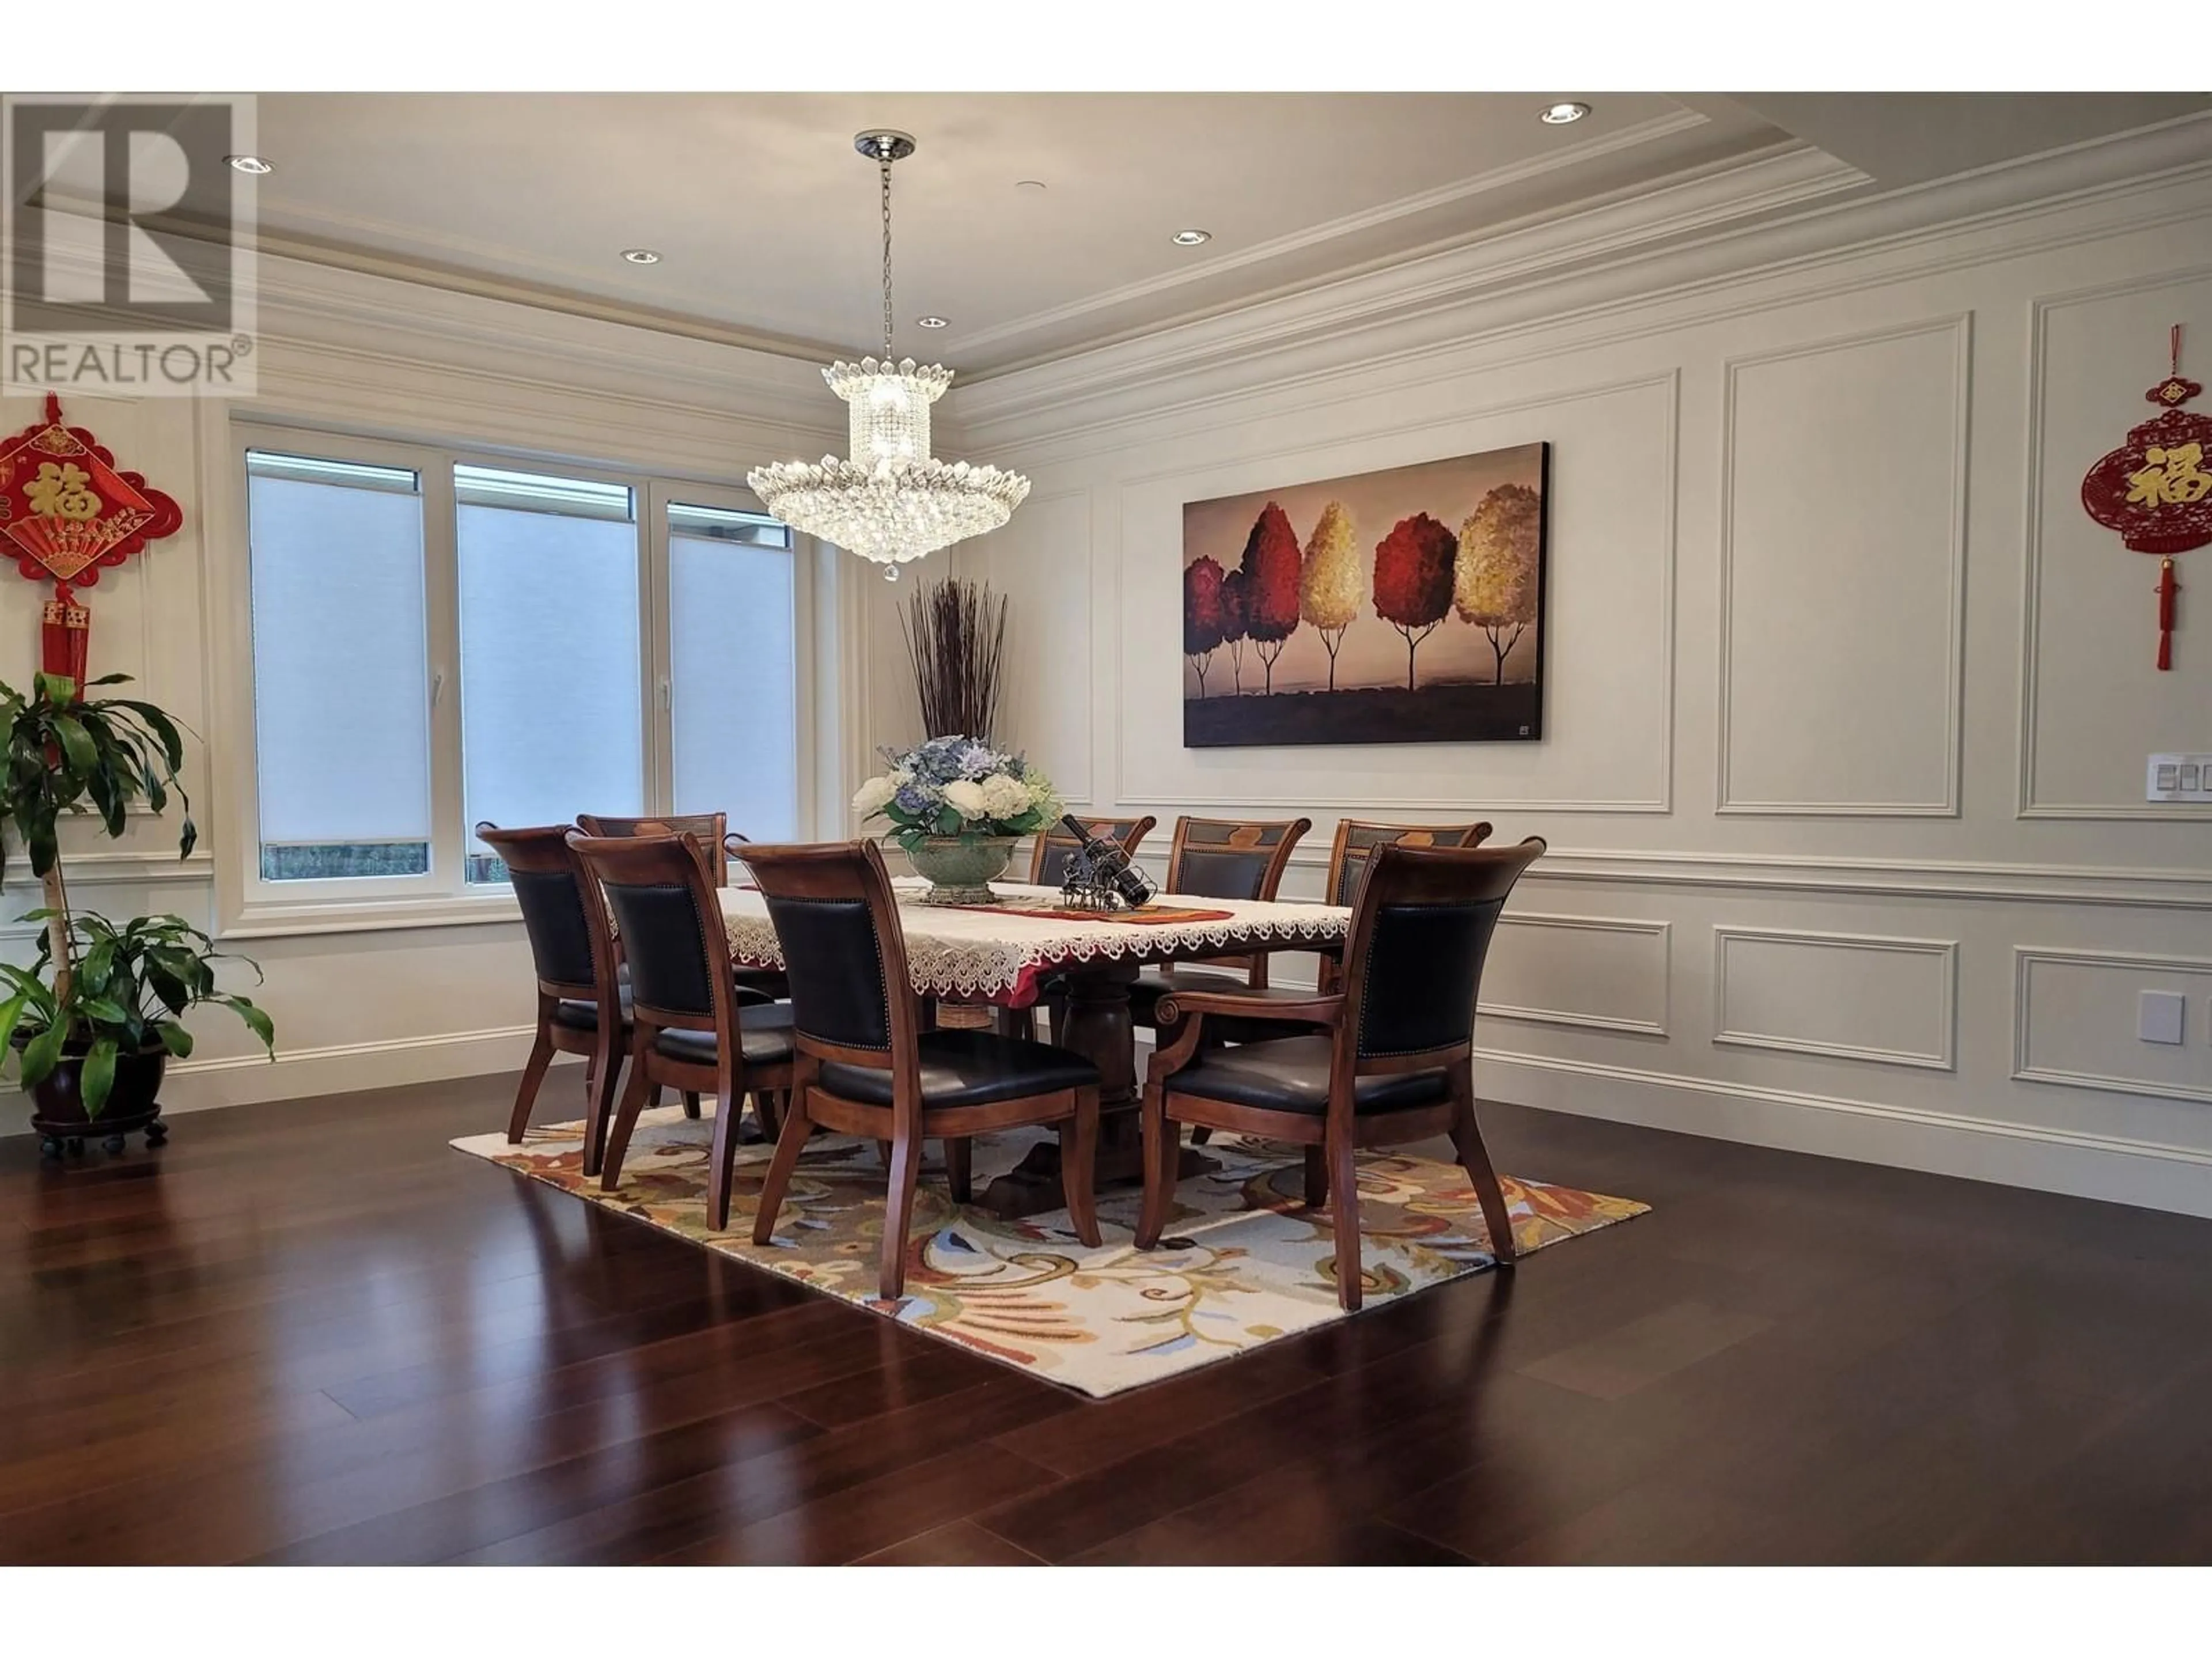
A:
[[551, 988, 632, 1032], [653, 1002, 797, 1067], [1165, 1035, 1449, 1115], [820, 1029, 1099, 1110]]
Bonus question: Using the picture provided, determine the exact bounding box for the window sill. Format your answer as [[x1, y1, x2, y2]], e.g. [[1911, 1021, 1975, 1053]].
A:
[[218, 889, 524, 940]]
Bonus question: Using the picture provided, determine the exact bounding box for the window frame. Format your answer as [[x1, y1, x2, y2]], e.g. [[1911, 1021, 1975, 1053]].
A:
[[214, 418, 815, 937], [647, 478, 817, 843]]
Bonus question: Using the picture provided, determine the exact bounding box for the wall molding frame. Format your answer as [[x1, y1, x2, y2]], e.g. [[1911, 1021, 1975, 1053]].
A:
[[1715, 312, 1972, 817], [1713, 925, 1959, 1071], [1112, 369, 1679, 816], [1480, 913, 1672, 1038], [2017, 263, 2212, 820], [2012, 946, 2212, 1105]]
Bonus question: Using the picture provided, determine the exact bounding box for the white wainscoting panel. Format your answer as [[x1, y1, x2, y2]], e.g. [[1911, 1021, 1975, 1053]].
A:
[[965, 488, 1094, 802], [2018, 268, 2212, 819], [1718, 316, 1969, 815], [1114, 372, 1677, 813], [1479, 913, 1671, 1037], [2014, 947, 2212, 1104], [1713, 925, 1959, 1070]]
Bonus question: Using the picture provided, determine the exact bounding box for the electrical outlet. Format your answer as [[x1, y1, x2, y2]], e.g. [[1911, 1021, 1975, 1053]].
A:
[[2138, 990, 2186, 1046], [2145, 754, 2212, 802]]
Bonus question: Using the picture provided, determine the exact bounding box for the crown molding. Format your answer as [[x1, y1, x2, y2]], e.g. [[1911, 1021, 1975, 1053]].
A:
[[949, 107, 1720, 362], [251, 251, 844, 443], [946, 115, 2212, 454], [950, 141, 1861, 427]]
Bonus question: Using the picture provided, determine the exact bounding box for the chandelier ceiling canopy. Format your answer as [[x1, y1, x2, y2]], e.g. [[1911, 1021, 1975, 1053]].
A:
[[748, 131, 1029, 580]]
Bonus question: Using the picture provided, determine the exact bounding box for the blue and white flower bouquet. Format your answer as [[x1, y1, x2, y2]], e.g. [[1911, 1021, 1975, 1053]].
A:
[[851, 736, 1060, 854]]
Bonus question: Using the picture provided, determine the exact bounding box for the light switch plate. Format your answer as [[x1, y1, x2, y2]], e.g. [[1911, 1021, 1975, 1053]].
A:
[[2138, 990, 2186, 1046], [2145, 753, 2212, 802]]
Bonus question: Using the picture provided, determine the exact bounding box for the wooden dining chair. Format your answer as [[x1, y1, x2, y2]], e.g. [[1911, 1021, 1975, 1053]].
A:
[[1137, 837, 1546, 1311], [1316, 819, 1493, 992], [579, 812, 792, 1009], [577, 812, 732, 886], [738, 839, 1103, 1300], [1028, 815, 1158, 887], [476, 822, 628, 1153], [565, 831, 797, 1218], [1123, 815, 1313, 1033]]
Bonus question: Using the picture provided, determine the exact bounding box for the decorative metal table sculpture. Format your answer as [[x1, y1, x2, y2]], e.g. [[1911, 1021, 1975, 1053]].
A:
[[719, 879, 1350, 1217]]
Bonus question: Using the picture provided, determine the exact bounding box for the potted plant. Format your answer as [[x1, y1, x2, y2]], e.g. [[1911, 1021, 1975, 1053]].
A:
[[851, 736, 1059, 905], [0, 672, 273, 1157]]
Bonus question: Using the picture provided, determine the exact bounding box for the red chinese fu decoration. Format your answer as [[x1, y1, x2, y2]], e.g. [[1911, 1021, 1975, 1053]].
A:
[[0, 394, 184, 688], [2081, 326, 2211, 671]]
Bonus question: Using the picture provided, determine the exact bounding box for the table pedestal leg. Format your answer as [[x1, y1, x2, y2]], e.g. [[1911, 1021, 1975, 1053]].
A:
[[977, 961, 1219, 1219]]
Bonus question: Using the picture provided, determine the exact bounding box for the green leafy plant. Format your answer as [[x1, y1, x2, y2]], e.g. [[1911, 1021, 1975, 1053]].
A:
[[0, 671, 269, 1119], [1, 911, 271, 1115], [2, 672, 194, 997]]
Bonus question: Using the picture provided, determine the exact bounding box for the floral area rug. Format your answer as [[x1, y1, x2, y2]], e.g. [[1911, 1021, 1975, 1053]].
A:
[[450, 1107, 1647, 1399]]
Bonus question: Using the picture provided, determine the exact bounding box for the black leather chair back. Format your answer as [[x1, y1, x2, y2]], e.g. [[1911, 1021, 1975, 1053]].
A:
[[1168, 817, 1310, 902], [600, 873, 719, 1017], [513, 866, 597, 990], [1329, 820, 1493, 908], [475, 822, 597, 997], [1344, 839, 1544, 1060], [762, 892, 894, 1051]]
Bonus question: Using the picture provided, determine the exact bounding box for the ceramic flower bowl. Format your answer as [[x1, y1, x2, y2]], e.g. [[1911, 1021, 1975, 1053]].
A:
[[903, 835, 1017, 906]]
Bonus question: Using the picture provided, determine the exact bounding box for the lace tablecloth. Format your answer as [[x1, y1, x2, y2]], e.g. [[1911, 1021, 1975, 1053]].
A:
[[718, 880, 1349, 1008]]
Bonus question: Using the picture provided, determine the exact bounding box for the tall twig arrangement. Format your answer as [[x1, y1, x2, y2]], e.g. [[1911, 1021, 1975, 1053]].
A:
[[899, 577, 1008, 741]]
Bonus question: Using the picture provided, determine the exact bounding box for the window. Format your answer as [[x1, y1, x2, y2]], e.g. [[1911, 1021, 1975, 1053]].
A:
[[235, 428, 808, 918], [245, 451, 433, 882], [668, 501, 800, 842], [457, 467, 643, 883]]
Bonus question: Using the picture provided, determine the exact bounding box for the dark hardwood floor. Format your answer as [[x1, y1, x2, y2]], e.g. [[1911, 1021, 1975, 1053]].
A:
[[4, 1071, 2210, 1565]]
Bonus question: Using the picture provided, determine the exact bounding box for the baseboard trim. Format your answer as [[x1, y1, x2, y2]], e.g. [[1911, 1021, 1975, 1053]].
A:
[[1476, 1047, 2212, 1219], [154, 1024, 563, 1119]]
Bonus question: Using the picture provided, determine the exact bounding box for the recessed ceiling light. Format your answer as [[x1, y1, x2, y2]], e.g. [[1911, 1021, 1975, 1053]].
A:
[[1540, 101, 1591, 126], [225, 154, 272, 175], [1014, 179, 1047, 192], [1170, 228, 1211, 247], [620, 248, 662, 265], [916, 315, 949, 328]]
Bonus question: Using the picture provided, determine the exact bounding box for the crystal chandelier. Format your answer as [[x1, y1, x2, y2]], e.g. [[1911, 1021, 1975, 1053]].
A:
[[749, 131, 1029, 581]]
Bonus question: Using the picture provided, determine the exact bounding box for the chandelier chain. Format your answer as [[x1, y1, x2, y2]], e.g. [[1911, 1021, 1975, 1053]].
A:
[[881, 159, 895, 359]]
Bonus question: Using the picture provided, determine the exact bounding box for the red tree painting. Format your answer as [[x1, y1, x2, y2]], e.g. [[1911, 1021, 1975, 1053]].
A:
[[1182, 555, 1226, 697], [1237, 501, 1303, 693], [1372, 512, 1457, 691], [1180, 441, 1549, 748], [1220, 567, 1250, 694]]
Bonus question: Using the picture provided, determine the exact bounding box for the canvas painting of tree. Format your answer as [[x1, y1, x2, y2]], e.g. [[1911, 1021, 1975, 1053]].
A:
[[1182, 443, 1549, 747]]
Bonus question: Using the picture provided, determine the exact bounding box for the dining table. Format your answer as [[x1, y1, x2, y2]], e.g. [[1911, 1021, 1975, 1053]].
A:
[[718, 877, 1353, 1218]]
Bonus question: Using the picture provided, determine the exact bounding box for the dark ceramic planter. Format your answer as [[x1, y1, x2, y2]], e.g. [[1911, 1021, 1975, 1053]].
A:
[[16, 1036, 169, 1160]]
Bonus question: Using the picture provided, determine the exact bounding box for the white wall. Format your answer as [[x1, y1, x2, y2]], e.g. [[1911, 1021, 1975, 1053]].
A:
[[2, 252, 865, 1120], [937, 132, 2212, 1216]]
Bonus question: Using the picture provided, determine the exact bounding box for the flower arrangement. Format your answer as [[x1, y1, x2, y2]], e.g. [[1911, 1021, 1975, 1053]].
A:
[[852, 736, 1059, 852]]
